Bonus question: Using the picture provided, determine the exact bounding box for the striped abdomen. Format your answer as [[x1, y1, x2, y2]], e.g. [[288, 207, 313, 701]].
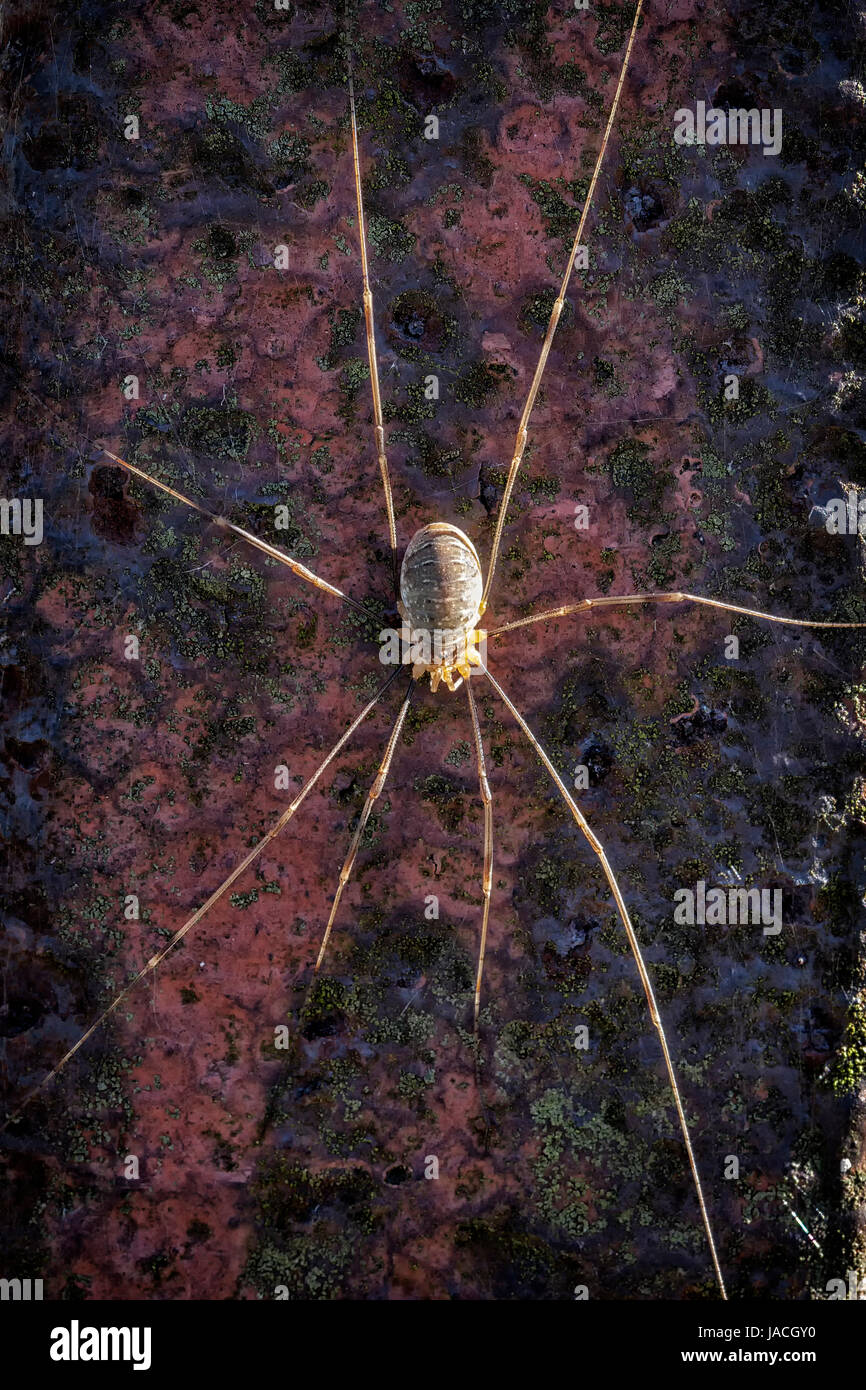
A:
[[399, 523, 483, 633]]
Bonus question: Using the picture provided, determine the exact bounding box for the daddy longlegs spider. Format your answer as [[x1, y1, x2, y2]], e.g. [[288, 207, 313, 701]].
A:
[[6, 0, 866, 1301]]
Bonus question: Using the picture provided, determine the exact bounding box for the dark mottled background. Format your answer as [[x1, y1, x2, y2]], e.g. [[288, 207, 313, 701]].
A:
[[1, 0, 865, 1300]]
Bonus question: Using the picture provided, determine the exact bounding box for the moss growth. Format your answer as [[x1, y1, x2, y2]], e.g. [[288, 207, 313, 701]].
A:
[[520, 287, 573, 334], [519, 174, 589, 240], [384, 380, 438, 426], [368, 214, 416, 264], [593, 0, 635, 55], [338, 358, 370, 420], [268, 131, 311, 180], [607, 438, 671, 521], [609, 438, 652, 491], [456, 1209, 580, 1299], [454, 359, 512, 408], [206, 93, 272, 141], [593, 356, 624, 397], [191, 224, 254, 289], [177, 403, 258, 460], [829, 993, 866, 1096], [364, 151, 411, 191], [415, 772, 466, 832], [244, 1159, 376, 1298], [300, 977, 348, 1038], [316, 307, 361, 372], [648, 269, 689, 310]]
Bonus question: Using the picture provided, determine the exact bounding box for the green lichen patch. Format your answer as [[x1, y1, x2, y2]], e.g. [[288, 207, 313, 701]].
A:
[[415, 772, 466, 832], [607, 438, 672, 521], [519, 287, 574, 334], [829, 992, 866, 1097], [455, 1209, 582, 1299], [177, 403, 258, 461], [519, 174, 589, 241], [243, 1159, 377, 1299], [454, 359, 512, 408], [368, 214, 417, 264]]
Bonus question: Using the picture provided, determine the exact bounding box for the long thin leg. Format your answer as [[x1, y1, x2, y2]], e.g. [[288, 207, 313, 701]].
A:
[[346, 42, 399, 595], [466, 680, 493, 1030], [1, 669, 401, 1131], [488, 589, 866, 638], [15, 381, 368, 612], [98, 446, 372, 616], [313, 681, 412, 974], [482, 660, 728, 1300], [481, 0, 644, 613], [22, 339, 372, 613]]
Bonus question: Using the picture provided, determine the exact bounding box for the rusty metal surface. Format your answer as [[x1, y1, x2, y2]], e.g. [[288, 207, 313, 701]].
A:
[[1, 0, 865, 1302]]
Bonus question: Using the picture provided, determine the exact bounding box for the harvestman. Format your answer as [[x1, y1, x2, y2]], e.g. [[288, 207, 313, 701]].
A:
[[7, 1, 865, 1300]]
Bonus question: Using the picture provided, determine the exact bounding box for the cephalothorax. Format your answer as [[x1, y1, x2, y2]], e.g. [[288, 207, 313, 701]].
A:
[[7, 0, 866, 1303]]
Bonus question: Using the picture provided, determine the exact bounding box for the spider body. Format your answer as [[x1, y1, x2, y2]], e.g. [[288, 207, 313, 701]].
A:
[[397, 521, 485, 691]]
